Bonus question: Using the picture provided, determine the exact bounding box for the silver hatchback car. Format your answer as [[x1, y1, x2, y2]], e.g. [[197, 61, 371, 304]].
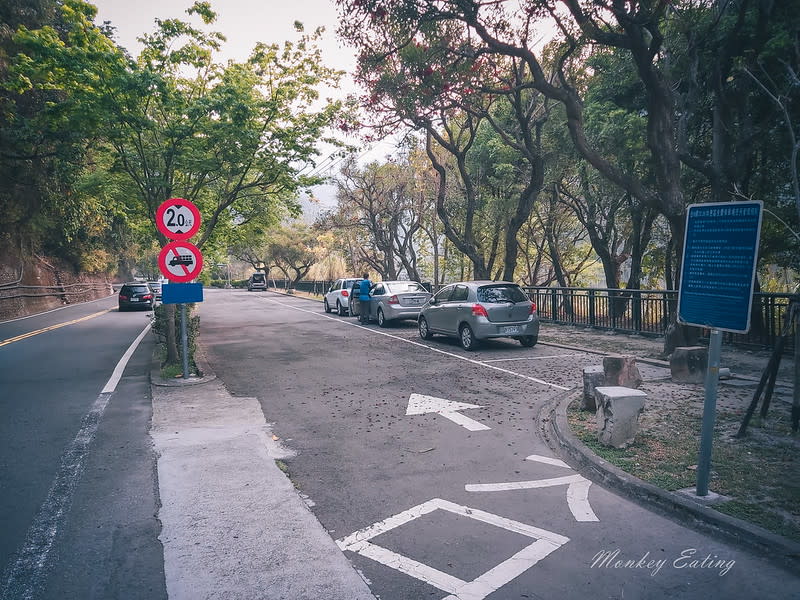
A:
[[418, 281, 539, 350], [362, 280, 432, 327]]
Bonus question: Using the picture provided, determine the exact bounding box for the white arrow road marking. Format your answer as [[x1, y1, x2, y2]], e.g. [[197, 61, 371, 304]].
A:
[[465, 464, 600, 523], [525, 454, 571, 469], [406, 393, 491, 431]]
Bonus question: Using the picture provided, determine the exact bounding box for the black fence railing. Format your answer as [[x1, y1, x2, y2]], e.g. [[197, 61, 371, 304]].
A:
[[264, 279, 795, 351], [524, 286, 796, 352]]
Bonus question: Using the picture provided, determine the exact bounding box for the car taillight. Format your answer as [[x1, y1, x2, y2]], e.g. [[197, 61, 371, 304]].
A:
[[388, 295, 399, 304], [119, 295, 129, 301], [342, 290, 349, 297], [142, 294, 153, 300], [472, 304, 489, 318], [530, 302, 537, 314]]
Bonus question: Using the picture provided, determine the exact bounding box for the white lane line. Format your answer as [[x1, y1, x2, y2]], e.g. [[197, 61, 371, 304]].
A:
[[0, 321, 151, 600], [102, 322, 152, 393], [482, 354, 586, 363], [261, 297, 569, 391], [337, 498, 569, 600]]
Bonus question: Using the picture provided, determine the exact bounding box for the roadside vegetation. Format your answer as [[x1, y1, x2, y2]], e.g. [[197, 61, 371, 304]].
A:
[[568, 400, 800, 542]]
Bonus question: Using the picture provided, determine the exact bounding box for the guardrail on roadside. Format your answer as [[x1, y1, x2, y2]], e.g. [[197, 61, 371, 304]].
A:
[[0, 282, 113, 301]]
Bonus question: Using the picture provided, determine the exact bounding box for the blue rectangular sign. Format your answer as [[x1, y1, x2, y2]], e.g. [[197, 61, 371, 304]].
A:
[[678, 201, 762, 333], [162, 282, 204, 304]]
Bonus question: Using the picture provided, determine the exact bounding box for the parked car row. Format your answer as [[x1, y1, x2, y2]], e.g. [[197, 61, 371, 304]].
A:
[[324, 278, 540, 350]]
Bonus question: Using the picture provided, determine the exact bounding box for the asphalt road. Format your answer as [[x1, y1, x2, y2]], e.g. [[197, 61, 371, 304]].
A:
[[2, 289, 799, 600], [200, 289, 798, 600], [0, 297, 166, 600]]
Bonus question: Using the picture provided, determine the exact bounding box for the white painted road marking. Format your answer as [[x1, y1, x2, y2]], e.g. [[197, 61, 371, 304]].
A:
[[525, 454, 571, 469], [336, 498, 569, 600], [465, 457, 600, 523], [259, 296, 570, 391], [482, 353, 586, 363], [406, 393, 491, 431], [0, 321, 151, 600]]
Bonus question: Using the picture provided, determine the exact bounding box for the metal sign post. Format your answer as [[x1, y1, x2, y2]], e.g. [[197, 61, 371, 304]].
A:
[[678, 201, 762, 497], [155, 198, 204, 379]]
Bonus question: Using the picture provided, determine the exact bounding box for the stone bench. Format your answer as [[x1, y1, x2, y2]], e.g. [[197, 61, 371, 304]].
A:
[[595, 386, 648, 449], [670, 346, 707, 384], [582, 355, 642, 412]]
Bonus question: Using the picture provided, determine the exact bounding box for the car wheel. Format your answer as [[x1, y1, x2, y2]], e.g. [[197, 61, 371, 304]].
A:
[[418, 317, 433, 340], [377, 308, 387, 328], [337, 300, 347, 316], [324, 298, 331, 313], [459, 323, 478, 351], [118, 304, 126, 312], [519, 335, 538, 347]]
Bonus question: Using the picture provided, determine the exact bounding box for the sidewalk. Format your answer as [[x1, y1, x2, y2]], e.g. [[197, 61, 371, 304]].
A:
[[149, 352, 376, 600], [537, 324, 800, 571]]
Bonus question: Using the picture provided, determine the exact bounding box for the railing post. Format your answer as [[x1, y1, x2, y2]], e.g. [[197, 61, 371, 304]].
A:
[[632, 290, 642, 333], [588, 289, 596, 327], [551, 288, 559, 321]]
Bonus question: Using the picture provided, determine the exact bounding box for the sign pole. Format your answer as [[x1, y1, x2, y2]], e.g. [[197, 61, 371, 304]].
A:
[[696, 328, 723, 496], [180, 303, 190, 378]]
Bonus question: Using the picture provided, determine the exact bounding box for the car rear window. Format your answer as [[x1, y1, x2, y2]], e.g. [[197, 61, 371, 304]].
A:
[[477, 285, 528, 304], [251, 274, 265, 282], [386, 282, 426, 293], [124, 285, 150, 294]]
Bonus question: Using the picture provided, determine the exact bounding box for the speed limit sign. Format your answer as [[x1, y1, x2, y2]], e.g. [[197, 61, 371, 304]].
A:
[[156, 198, 201, 240]]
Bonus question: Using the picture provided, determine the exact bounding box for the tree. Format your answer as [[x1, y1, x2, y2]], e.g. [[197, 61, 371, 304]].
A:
[[267, 223, 320, 289], [0, 0, 131, 269]]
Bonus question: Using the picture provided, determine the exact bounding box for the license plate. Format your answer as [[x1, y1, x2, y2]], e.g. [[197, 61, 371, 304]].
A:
[[409, 298, 422, 305], [501, 326, 520, 334], [131, 298, 140, 302]]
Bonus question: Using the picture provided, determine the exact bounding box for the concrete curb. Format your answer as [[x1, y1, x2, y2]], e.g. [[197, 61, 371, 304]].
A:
[[539, 391, 800, 573]]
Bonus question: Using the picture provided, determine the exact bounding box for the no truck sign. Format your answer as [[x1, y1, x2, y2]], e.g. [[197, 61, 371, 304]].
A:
[[158, 240, 203, 283]]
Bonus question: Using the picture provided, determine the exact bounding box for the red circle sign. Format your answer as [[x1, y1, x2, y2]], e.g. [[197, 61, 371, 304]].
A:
[[158, 241, 204, 282], [156, 198, 201, 240]]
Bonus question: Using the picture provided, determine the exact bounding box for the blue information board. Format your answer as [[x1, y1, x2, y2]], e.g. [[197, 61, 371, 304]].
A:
[[677, 201, 762, 333], [162, 282, 204, 304]]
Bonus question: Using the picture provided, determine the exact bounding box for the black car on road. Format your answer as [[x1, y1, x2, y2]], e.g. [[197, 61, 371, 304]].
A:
[[118, 282, 155, 311]]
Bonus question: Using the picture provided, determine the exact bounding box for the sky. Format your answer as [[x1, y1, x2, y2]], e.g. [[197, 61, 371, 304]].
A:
[[92, 0, 397, 208]]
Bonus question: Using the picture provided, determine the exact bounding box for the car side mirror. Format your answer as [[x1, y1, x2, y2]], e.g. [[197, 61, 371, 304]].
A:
[[429, 298, 437, 305]]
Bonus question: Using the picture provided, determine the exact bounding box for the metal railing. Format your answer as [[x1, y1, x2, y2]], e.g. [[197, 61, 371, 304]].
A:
[[0, 282, 113, 301], [263, 279, 795, 351], [524, 287, 796, 351]]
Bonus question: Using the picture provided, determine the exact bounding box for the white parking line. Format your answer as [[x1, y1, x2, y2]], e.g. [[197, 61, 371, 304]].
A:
[[482, 354, 586, 363], [260, 297, 570, 391]]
